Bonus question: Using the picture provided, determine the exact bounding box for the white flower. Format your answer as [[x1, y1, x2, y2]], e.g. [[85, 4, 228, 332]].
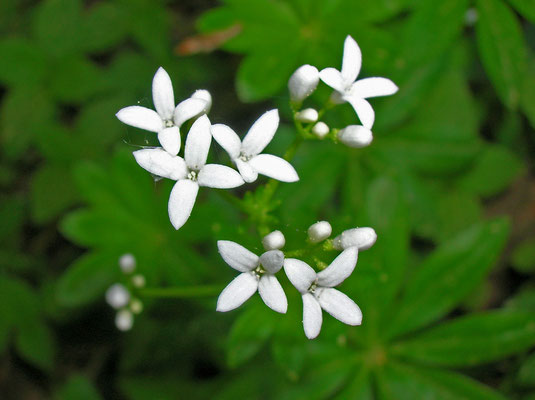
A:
[[115, 309, 134, 331], [295, 108, 319, 123], [337, 125, 373, 148], [288, 65, 319, 103], [211, 109, 299, 183], [216, 241, 288, 313], [308, 221, 332, 243], [133, 115, 244, 230], [311, 122, 329, 138], [319, 36, 398, 129], [116, 67, 210, 156], [119, 253, 136, 274], [284, 248, 361, 339], [333, 227, 377, 251], [262, 230, 285, 250], [106, 283, 130, 309]]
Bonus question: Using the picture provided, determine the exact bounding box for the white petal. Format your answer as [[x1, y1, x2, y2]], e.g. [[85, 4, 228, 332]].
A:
[[302, 293, 322, 339], [236, 159, 258, 183], [344, 96, 375, 129], [241, 109, 279, 156], [333, 227, 378, 251], [317, 247, 358, 287], [216, 272, 259, 312], [191, 89, 212, 113], [341, 35, 362, 85], [197, 164, 244, 188], [249, 154, 299, 182], [116, 106, 163, 132], [152, 67, 175, 120], [173, 98, 209, 127], [350, 77, 398, 99], [157, 126, 181, 156], [259, 250, 284, 274], [262, 230, 285, 250], [288, 64, 320, 102], [133, 149, 187, 180], [337, 125, 373, 148], [316, 288, 362, 326], [211, 124, 241, 159], [258, 275, 287, 313], [168, 179, 199, 230], [217, 240, 259, 272], [319, 68, 346, 93], [283, 258, 317, 294], [185, 115, 211, 170]]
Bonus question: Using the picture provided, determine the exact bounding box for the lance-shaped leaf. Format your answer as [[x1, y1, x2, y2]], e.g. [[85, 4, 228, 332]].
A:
[[390, 310, 535, 367], [385, 218, 510, 339], [376, 362, 506, 400]]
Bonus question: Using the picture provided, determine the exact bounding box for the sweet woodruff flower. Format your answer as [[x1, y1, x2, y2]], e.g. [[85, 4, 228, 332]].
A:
[[308, 221, 332, 243], [288, 64, 320, 103], [217, 241, 288, 314], [333, 227, 377, 251], [133, 115, 244, 230], [116, 67, 210, 156], [211, 109, 299, 183], [284, 248, 361, 339], [262, 230, 286, 250], [319, 36, 398, 129], [337, 125, 373, 148]]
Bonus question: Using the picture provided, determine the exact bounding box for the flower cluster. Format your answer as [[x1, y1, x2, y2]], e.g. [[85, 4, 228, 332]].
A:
[[288, 35, 398, 148], [116, 68, 299, 230], [216, 222, 377, 339], [105, 254, 145, 331]]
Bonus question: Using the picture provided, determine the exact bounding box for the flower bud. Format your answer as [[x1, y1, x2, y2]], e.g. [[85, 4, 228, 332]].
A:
[[333, 227, 377, 251], [130, 299, 143, 314], [132, 274, 146, 288], [262, 230, 286, 250], [295, 108, 318, 123], [308, 221, 332, 243], [106, 284, 130, 309], [115, 309, 134, 331], [192, 89, 212, 113], [338, 125, 373, 148], [119, 253, 136, 274], [312, 122, 329, 138], [288, 65, 319, 103]]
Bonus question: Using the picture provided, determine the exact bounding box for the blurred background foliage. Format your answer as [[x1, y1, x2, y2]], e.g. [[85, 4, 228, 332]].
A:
[[0, 0, 534, 398]]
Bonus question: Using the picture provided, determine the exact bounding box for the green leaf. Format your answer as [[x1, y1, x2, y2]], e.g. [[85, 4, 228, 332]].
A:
[[30, 164, 79, 224], [15, 321, 55, 372], [0, 37, 48, 87], [377, 362, 506, 400], [521, 52, 535, 129], [32, 0, 82, 58], [55, 251, 121, 308], [512, 237, 535, 274], [507, 0, 535, 23], [385, 218, 510, 339], [476, 0, 527, 108], [517, 352, 535, 388], [506, 285, 535, 313], [458, 144, 524, 198], [333, 368, 373, 400], [55, 375, 102, 400], [391, 310, 535, 367], [80, 2, 128, 53]]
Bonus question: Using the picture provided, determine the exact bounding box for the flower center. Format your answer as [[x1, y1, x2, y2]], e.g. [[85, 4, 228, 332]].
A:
[[187, 170, 198, 181], [164, 119, 174, 128], [253, 265, 265, 279], [308, 279, 319, 294], [239, 152, 252, 162]]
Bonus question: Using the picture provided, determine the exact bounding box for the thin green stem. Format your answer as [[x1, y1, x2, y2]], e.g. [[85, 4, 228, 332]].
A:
[[139, 285, 222, 299]]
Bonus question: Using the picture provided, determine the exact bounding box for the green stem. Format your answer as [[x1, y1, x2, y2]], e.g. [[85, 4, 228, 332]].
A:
[[139, 285, 222, 299]]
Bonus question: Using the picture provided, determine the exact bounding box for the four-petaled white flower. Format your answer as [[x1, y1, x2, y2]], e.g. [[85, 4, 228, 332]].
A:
[[133, 115, 244, 230], [319, 36, 398, 129], [211, 109, 299, 183], [216, 240, 288, 313], [284, 247, 362, 339], [116, 67, 211, 156]]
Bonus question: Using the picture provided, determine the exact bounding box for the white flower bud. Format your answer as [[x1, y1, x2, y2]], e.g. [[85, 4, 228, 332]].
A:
[[106, 284, 130, 309], [192, 89, 212, 113], [119, 253, 136, 274], [312, 122, 329, 138], [130, 299, 143, 314], [308, 221, 332, 243], [333, 227, 377, 251], [295, 108, 319, 123], [132, 274, 146, 288], [338, 125, 373, 148], [115, 309, 134, 331], [262, 230, 286, 250], [288, 65, 319, 102]]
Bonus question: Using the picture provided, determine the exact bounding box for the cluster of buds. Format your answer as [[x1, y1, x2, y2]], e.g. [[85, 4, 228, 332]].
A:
[[216, 222, 377, 339], [105, 254, 146, 331], [288, 35, 398, 148]]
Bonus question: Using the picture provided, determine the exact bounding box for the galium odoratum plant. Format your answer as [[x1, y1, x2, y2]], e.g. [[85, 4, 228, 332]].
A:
[[113, 35, 397, 339]]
